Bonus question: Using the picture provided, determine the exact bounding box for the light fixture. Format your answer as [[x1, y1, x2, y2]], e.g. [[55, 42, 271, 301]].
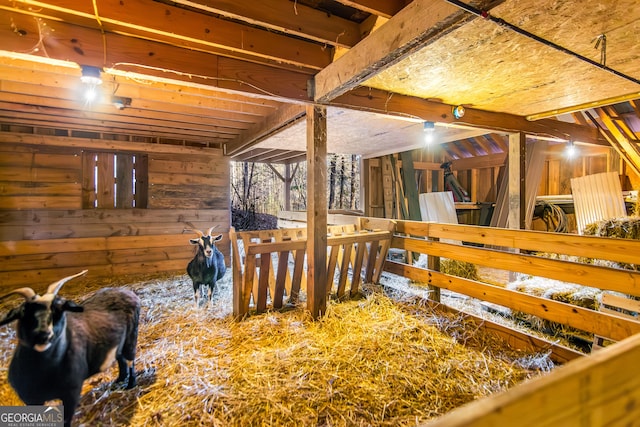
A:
[[423, 121, 435, 144], [111, 96, 132, 110], [80, 65, 103, 86], [452, 105, 465, 119], [80, 65, 103, 106], [565, 140, 577, 158]]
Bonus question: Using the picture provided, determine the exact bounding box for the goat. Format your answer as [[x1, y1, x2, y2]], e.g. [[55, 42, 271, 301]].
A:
[[187, 227, 226, 307], [0, 270, 140, 427]]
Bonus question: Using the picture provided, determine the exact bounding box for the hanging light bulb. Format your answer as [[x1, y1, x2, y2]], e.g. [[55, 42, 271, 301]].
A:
[[80, 65, 103, 106], [565, 140, 577, 158], [423, 121, 435, 145]]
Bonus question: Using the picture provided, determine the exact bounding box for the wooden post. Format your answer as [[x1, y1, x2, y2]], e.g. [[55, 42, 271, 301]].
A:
[[508, 132, 526, 230], [306, 104, 328, 319]]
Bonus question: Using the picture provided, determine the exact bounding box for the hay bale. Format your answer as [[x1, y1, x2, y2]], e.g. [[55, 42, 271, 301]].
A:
[[507, 276, 600, 338], [0, 274, 551, 426], [583, 216, 640, 270], [412, 254, 479, 281], [583, 216, 640, 240]]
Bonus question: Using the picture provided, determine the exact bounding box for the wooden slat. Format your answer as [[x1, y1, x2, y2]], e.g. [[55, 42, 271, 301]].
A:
[[396, 236, 640, 298], [336, 243, 353, 299], [400, 221, 640, 266], [593, 293, 640, 351], [289, 248, 305, 304], [256, 251, 271, 312], [425, 332, 640, 427], [273, 249, 290, 309], [364, 240, 379, 283], [386, 260, 640, 342], [326, 243, 341, 295]]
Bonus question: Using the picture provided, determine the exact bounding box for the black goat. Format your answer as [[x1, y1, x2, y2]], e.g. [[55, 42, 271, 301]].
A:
[[187, 227, 226, 307], [0, 270, 140, 427]]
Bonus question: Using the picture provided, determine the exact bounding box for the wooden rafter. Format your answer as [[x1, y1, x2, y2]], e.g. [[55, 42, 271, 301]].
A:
[[4, 0, 332, 71], [313, 0, 482, 101], [171, 0, 363, 49], [592, 107, 640, 177], [331, 87, 605, 145]]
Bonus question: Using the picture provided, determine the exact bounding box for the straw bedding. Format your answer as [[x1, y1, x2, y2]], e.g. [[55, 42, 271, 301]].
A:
[[0, 272, 551, 426]]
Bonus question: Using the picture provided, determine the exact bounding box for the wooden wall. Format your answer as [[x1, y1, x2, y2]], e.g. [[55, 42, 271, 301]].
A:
[[0, 132, 230, 289], [365, 141, 636, 224]]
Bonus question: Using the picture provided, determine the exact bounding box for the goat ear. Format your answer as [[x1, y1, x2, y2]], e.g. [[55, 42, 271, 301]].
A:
[[53, 298, 84, 313], [0, 306, 23, 326], [213, 234, 223, 242], [61, 300, 84, 313], [189, 238, 200, 245]]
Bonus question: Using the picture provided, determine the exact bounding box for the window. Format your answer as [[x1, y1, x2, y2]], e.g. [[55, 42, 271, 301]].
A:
[[82, 152, 148, 208]]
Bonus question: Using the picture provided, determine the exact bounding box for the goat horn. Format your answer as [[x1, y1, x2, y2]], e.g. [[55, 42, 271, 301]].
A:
[[0, 287, 36, 301], [46, 270, 88, 296], [191, 229, 204, 238], [207, 225, 219, 236]]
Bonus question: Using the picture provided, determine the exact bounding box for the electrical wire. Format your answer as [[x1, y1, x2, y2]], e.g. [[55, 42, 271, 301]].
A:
[[107, 62, 283, 98]]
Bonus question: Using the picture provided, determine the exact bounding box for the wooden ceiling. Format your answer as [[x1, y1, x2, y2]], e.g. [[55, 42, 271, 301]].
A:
[[0, 0, 638, 164]]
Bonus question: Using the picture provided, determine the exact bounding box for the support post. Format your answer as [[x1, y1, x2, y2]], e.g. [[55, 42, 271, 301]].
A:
[[306, 104, 328, 319], [508, 132, 526, 230]]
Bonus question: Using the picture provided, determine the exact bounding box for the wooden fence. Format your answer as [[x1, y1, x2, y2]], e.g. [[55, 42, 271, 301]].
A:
[[385, 220, 640, 427], [388, 221, 640, 345], [230, 217, 395, 318]]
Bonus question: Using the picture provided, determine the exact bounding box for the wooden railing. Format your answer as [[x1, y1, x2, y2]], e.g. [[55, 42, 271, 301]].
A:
[[230, 218, 395, 318], [388, 220, 640, 346], [379, 220, 640, 426]]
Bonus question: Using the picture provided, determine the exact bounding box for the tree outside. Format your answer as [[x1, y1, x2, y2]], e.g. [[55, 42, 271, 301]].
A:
[[230, 154, 361, 217]]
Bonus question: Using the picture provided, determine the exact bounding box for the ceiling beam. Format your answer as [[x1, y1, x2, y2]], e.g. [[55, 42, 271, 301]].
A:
[[225, 103, 307, 156], [0, 72, 276, 126], [471, 136, 493, 155], [312, 0, 483, 102], [0, 20, 312, 101], [451, 152, 507, 170], [0, 83, 250, 134], [0, 102, 235, 140], [332, 0, 410, 19], [331, 87, 606, 145], [0, 132, 220, 154], [5, 0, 332, 71], [170, 0, 363, 48]]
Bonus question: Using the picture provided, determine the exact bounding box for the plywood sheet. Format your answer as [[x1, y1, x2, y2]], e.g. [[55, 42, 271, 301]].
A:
[[364, 0, 640, 116]]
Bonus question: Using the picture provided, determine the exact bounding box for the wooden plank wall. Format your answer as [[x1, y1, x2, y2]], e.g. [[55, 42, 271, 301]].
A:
[[0, 143, 83, 209], [366, 143, 634, 225], [0, 135, 230, 290], [538, 144, 627, 195]]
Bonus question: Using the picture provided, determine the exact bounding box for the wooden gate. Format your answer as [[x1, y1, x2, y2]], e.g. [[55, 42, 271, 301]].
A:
[[230, 217, 395, 318]]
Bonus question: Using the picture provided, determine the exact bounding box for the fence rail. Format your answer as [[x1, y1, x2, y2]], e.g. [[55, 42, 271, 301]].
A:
[[230, 218, 395, 318]]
